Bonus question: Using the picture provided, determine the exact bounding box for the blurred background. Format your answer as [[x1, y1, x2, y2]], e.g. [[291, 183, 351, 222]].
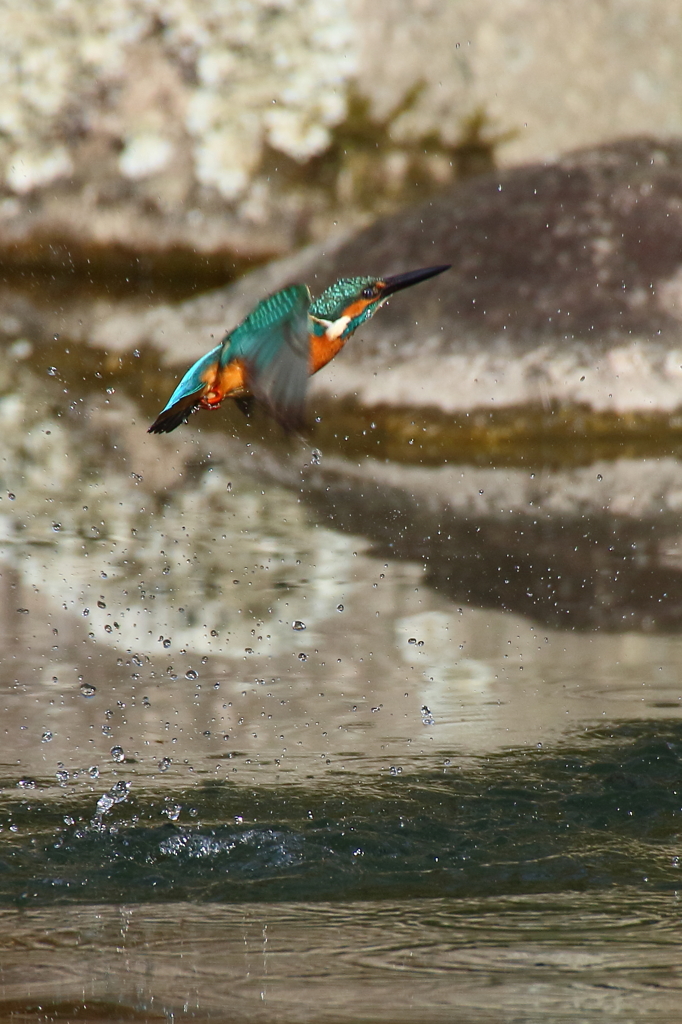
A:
[[1, 0, 682, 268], [2, 3, 682, 1023]]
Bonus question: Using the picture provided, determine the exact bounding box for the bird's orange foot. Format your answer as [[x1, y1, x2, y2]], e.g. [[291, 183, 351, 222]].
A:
[[199, 390, 224, 410]]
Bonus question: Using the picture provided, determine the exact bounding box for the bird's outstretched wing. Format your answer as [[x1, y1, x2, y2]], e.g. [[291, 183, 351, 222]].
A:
[[148, 344, 221, 434], [223, 284, 311, 430]]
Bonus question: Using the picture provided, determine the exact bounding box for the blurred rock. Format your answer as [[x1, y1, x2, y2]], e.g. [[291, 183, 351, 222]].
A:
[[352, 0, 682, 170], [0, 0, 356, 271], [2, 1, 682, 270]]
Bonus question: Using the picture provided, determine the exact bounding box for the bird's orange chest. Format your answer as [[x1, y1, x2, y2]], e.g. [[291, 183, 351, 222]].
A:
[[309, 331, 347, 375], [308, 298, 371, 375]]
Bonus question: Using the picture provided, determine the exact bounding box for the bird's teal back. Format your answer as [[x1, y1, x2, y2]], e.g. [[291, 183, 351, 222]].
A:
[[221, 284, 311, 369], [219, 283, 311, 428]]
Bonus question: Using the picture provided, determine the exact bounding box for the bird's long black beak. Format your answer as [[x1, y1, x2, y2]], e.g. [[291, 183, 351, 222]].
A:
[[380, 264, 450, 298]]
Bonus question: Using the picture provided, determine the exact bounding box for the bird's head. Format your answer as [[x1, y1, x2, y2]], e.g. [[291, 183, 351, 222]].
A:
[[310, 264, 450, 340]]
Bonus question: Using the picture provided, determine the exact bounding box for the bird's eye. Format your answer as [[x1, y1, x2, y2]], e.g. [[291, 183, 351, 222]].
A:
[[361, 286, 375, 299]]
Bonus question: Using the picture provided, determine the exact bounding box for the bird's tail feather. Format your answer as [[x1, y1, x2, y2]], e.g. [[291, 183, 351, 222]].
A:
[[148, 392, 203, 434]]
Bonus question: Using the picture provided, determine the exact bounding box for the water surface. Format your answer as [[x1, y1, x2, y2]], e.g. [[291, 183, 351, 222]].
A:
[[0, 282, 681, 1021]]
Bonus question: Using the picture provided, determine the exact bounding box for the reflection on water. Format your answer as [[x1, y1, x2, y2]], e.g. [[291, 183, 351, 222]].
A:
[[1, 894, 681, 1023], [1, 351, 682, 782], [1, 298, 682, 1020], [302, 455, 682, 630]]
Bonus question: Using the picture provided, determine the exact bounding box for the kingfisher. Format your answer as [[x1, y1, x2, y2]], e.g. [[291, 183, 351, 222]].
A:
[[148, 264, 450, 433]]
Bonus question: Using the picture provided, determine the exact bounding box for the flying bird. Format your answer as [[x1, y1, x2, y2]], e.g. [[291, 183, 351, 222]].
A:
[[148, 265, 450, 434]]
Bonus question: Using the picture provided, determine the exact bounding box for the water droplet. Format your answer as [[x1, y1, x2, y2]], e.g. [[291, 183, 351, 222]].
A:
[[389, 765, 402, 776], [163, 638, 171, 649], [94, 783, 128, 822], [110, 745, 125, 763], [226, 482, 232, 491], [310, 448, 322, 465], [97, 600, 106, 609], [63, 815, 74, 825], [52, 522, 61, 532], [100, 571, 108, 579], [111, 780, 129, 801], [210, 629, 218, 637], [408, 637, 417, 645], [47, 366, 58, 376], [79, 682, 96, 697], [185, 669, 198, 680], [41, 730, 53, 743], [163, 803, 181, 821], [96, 793, 114, 816], [158, 757, 171, 772], [597, 473, 603, 481], [18, 778, 35, 789], [132, 654, 143, 667], [55, 768, 69, 785], [89, 766, 99, 779], [420, 705, 436, 726], [298, 652, 308, 662], [336, 604, 344, 612], [292, 620, 306, 631], [8, 493, 15, 500]]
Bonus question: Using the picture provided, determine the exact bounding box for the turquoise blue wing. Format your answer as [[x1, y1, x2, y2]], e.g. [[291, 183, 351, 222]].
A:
[[148, 344, 221, 434], [221, 284, 311, 429]]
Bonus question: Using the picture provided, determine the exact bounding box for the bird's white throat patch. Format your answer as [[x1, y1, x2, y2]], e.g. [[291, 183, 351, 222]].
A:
[[326, 315, 351, 340]]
